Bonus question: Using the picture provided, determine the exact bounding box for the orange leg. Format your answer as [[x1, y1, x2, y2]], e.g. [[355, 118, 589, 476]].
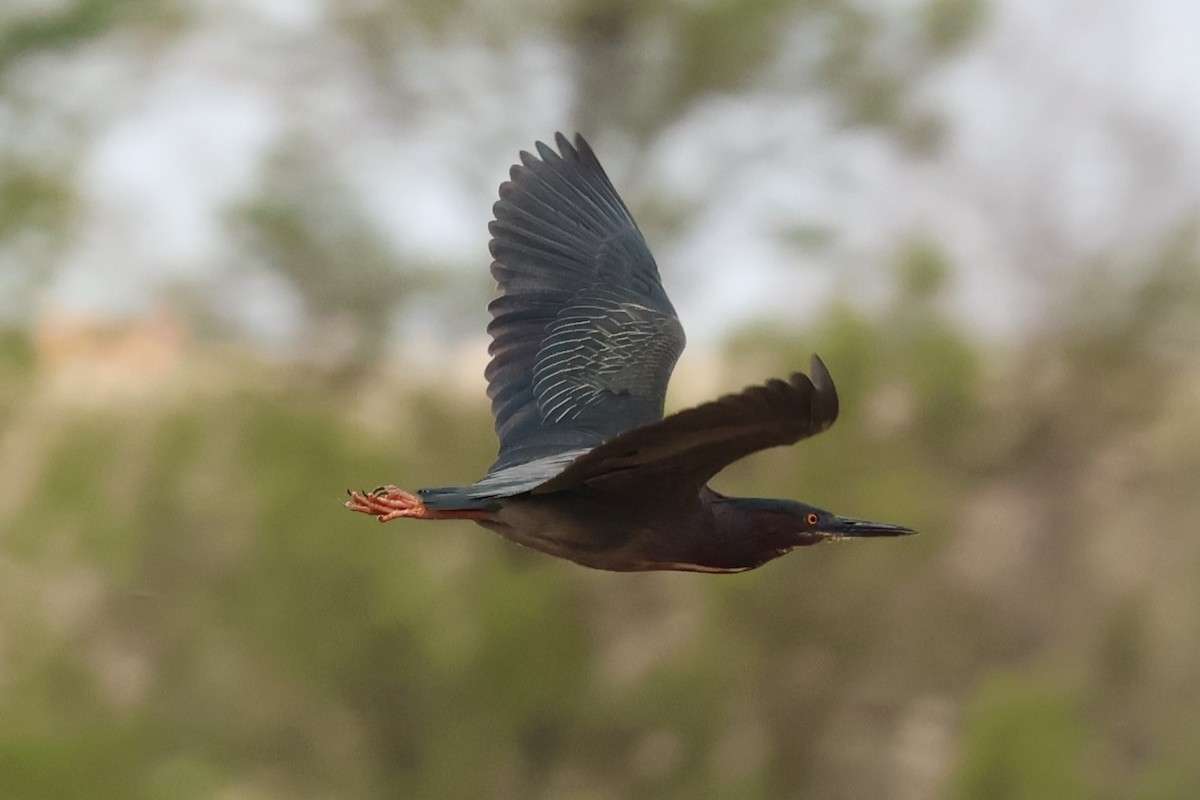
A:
[[345, 486, 493, 523]]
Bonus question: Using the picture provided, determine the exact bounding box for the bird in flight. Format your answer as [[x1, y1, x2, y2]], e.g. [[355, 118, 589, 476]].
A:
[[346, 133, 914, 572]]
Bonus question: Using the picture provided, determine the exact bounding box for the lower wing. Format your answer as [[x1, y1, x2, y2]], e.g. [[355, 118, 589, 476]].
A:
[[528, 356, 839, 497]]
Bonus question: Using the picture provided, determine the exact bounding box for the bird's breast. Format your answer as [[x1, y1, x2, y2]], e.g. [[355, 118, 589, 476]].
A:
[[482, 492, 707, 572]]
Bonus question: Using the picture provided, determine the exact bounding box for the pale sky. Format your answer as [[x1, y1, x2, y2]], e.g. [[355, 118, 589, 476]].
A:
[[16, 0, 1200, 348]]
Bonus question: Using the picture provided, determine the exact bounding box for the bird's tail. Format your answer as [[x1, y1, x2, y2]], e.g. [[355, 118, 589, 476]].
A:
[[417, 486, 496, 511]]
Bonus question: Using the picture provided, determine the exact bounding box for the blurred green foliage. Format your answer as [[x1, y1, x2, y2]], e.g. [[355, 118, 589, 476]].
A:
[[922, 0, 987, 53], [950, 673, 1087, 800], [0, 165, 73, 242], [1, 245, 1197, 798], [230, 140, 434, 374], [0, 0, 183, 75]]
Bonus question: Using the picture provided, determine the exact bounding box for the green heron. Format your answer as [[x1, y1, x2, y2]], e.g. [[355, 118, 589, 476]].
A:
[[346, 133, 914, 572]]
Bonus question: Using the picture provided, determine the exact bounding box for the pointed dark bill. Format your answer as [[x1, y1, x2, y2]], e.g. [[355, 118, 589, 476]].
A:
[[824, 516, 917, 539]]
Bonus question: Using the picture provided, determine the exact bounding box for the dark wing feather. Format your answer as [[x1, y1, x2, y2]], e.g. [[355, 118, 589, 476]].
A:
[[528, 356, 839, 497], [485, 133, 685, 471]]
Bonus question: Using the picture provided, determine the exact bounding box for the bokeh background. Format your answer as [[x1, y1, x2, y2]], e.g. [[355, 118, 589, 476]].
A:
[[2, 0, 1200, 798]]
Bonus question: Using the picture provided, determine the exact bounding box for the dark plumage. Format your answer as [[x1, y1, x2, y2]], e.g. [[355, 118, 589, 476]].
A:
[[346, 133, 914, 572]]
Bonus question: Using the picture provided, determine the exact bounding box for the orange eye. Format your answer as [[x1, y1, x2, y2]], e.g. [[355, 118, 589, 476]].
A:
[[806, 512, 819, 526]]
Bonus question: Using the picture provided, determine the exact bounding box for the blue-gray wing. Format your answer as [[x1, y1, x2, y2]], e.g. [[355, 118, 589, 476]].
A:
[[485, 133, 685, 471]]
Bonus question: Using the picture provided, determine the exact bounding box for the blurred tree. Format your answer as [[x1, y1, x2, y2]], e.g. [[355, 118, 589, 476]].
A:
[[0, 0, 182, 76], [0, 162, 75, 320], [922, 0, 987, 54], [559, 0, 981, 149], [0, 0, 987, 355], [229, 138, 430, 375]]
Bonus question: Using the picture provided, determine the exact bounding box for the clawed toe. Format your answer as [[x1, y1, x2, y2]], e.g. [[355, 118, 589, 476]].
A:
[[344, 489, 377, 515], [344, 485, 427, 522]]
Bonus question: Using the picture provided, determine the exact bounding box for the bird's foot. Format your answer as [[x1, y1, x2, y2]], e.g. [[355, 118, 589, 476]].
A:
[[346, 485, 497, 523], [345, 485, 430, 522]]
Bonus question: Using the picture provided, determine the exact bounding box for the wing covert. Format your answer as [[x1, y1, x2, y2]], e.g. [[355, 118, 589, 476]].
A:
[[532, 286, 684, 425]]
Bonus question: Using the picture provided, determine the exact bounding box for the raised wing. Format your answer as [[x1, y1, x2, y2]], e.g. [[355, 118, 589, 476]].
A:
[[528, 356, 839, 497], [485, 133, 685, 471]]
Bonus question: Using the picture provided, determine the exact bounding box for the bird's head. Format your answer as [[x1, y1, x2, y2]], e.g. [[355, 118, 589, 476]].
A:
[[793, 503, 917, 541], [712, 494, 916, 554]]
